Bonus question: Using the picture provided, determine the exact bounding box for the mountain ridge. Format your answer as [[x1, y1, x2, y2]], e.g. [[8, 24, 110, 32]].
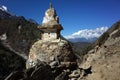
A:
[[65, 27, 108, 42]]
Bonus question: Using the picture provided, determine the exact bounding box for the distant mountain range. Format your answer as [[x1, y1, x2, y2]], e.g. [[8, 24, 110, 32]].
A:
[[65, 27, 108, 42]]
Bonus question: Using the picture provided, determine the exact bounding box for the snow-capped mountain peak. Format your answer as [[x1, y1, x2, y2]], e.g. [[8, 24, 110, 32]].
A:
[[0, 5, 8, 12], [65, 27, 108, 42], [0, 5, 17, 18]]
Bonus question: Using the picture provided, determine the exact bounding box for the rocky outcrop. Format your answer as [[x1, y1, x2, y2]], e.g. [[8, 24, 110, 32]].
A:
[[25, 38, 86, 80], [26, 39, 77, 69]]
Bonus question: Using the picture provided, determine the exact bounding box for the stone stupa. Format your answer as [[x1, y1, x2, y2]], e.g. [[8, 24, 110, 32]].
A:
[[40, 3, 63, 41], [26, 3, 77, 69]]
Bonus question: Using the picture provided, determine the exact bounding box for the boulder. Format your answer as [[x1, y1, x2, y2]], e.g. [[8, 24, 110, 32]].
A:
[[5, 61, 54, 80], [50, 61, 59, 68], [55, 72, 69, 80], [29, 62, 54, 80], [69, 69, 80, 78]]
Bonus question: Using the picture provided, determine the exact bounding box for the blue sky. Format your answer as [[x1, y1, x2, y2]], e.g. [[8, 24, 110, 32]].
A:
[[0, 0, 120, 36]]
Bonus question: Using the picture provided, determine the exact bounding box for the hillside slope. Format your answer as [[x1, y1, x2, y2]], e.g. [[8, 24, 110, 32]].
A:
[[80, 21, 120, 80], [0, 41, 25, 79], [0, 8, 41, 79], [0, 18, 40, 59]]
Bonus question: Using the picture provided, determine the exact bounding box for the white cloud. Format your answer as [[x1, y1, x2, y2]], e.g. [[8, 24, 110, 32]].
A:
[[64, 27, 108, 40]]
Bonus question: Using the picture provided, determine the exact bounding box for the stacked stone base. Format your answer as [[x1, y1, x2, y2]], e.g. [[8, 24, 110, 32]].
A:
[[26, 39, 77, 69]]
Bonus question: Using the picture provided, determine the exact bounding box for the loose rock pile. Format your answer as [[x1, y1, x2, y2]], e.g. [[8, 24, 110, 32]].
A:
[[5, 62, 54, 80], [5, 61, 92, 80]]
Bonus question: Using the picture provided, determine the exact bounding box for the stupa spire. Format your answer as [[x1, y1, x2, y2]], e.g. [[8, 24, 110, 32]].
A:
[[50, 2, 52, 9]]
